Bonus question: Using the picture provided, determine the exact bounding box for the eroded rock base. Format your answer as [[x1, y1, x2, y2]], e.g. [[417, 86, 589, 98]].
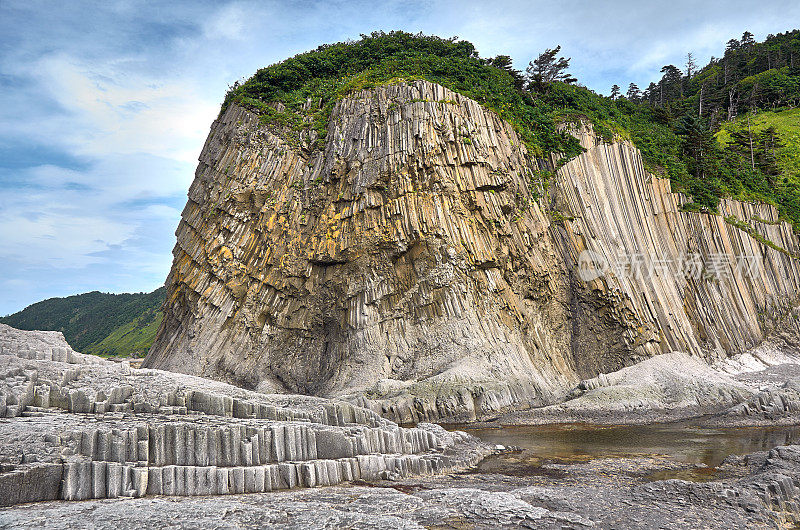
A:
[[493, 348, 800, 427], [0, 324, 491, 507], [4, 445, 800, 529]]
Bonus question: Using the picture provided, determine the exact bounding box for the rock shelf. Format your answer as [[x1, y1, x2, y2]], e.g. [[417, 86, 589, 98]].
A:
[[0, 324, 491, 506]]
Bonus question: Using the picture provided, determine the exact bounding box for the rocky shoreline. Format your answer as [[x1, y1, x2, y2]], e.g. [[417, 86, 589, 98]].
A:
[[3, 444, 800, 528], [483, 348, 800, 429], [6, 322, 800, 527], [0, 324, 492, 508]]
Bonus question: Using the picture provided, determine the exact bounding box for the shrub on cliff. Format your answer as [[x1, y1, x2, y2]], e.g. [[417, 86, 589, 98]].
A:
[[224, 30, 800, 228], [223, 31, 586, 158]]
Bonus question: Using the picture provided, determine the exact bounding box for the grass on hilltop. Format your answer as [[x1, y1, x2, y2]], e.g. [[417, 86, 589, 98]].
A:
[[0, 288, 165, 358]]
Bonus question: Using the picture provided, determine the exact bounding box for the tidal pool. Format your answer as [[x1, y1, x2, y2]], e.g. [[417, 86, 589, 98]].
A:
[[452, 422, 800, 481]]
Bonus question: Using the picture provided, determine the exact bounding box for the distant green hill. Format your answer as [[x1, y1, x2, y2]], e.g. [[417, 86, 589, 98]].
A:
[[0, 287, 166, 357]]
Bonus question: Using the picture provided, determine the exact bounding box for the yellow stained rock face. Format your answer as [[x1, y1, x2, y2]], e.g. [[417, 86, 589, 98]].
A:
[[144, 80, 800, 424]]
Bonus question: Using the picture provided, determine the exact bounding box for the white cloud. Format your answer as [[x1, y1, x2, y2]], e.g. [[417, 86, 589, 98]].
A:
[[203, 2, 250, 41], [18, 54, 218, 165], [0, 208, 134, 268], [141, 204, 182, 219], [1, 0, 799, 314]]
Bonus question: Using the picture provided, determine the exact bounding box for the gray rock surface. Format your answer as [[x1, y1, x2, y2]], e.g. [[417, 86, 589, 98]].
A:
[[5, 443, 800, 528], [533, 352, 752, 420], [7, 323, 800, 526], [0, 324, 491, 507], [495, 349, 800, 426]]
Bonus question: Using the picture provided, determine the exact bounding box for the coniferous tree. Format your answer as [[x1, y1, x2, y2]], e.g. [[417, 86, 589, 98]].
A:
[[756, 126, 784, 181], [675, 114, 717, 181], [729, 127, 755, 169], [728, 111, 759, 170], [626, 82, 641, 101], [645, 82, 658, 105], [486, 55, 525, 89], [525, 46, 576, 91], [729, 123, 785, 184], [660, 64, 683, 102], [685, 52, 697, 78], [610, 84, 621, 99]]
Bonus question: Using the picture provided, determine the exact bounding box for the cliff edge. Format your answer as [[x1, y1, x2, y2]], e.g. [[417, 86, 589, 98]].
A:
[[144, 80, 800, 422]]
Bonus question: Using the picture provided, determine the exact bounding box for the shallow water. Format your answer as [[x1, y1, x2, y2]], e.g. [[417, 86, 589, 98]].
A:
[[452, 422, 800, 481]]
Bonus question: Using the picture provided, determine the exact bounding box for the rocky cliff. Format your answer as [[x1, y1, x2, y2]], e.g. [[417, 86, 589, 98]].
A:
[[553, 123, 800, 376], [144, 79, 800, 422]]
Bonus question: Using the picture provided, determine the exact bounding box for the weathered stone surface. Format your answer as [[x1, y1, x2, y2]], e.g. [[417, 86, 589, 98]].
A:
[[144, 80, 577, 423], [144, 79, 800, 422], [6, 443, 800, 528], [553, 122, 800, 376], [549, 352, 752, 413], [0, 324, 491, 507], [494, 351, 800, 426]]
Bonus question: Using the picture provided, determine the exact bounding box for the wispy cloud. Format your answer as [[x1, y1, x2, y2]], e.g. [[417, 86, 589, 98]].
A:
[[0, 0, 798, 314]]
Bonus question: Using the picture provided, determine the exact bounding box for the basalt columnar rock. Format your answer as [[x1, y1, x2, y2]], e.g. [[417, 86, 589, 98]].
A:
[[0, 324, 491, 507], [553, 123, 800, 375], [144, 80, 578, 422], [7, 432, 800, 528], [144, 79, 800, 423]]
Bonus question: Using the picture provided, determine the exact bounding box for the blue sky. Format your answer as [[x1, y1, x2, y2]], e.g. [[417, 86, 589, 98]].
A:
[[1, 0, 798, 315]]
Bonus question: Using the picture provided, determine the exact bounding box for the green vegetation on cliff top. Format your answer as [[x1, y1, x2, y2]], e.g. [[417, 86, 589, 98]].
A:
[[224, 31, 586, 158], [0, 288, 165, 358], [226, 30, 800, 228], [6, 31, 800, 359], [716, 108, 800, 222]]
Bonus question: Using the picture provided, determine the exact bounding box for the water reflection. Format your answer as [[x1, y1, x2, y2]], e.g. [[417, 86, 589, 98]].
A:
[[453, 423, 800, 480]]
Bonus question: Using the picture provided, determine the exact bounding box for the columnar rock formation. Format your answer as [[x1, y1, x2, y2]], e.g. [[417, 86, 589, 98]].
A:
[[553, 122, 800, 377], [0, 324, 489, 507], [553, 123, 800, 376], [144, 79, 800, 423], [144, 80, 578, 422]]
